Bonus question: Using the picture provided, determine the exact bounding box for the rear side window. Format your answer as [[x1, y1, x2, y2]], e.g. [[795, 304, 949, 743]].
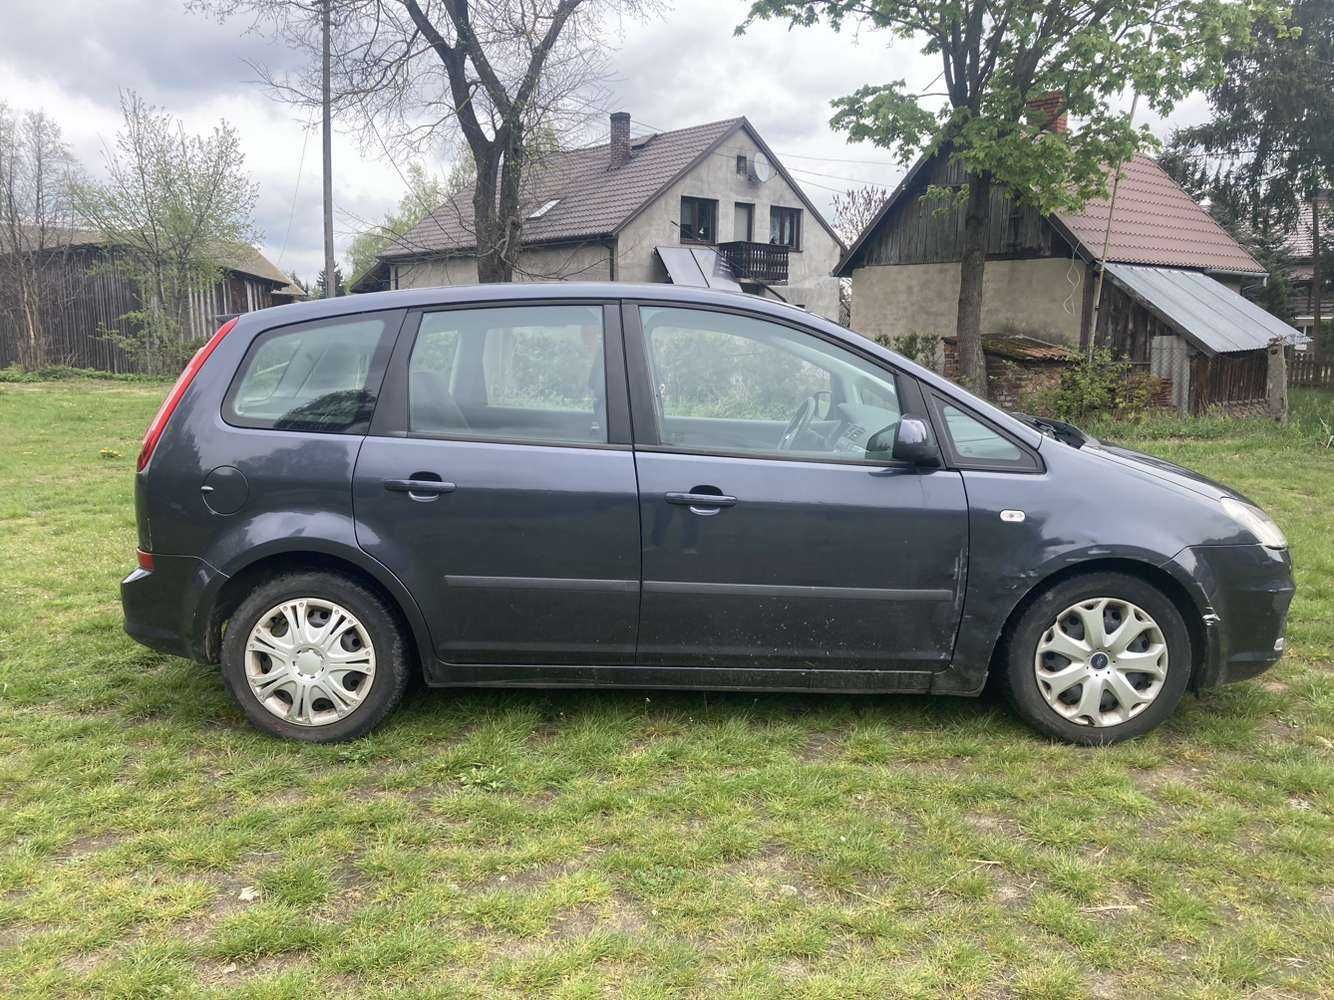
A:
[[407, 305, 607, 445], [224, 314, 397, 433]]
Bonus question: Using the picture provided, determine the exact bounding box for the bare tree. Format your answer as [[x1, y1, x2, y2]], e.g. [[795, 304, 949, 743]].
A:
[[831, 184, 888, 248], [74, 92, 258, 373], [0, 105, 78, 369], [191, 0, 653, 282]]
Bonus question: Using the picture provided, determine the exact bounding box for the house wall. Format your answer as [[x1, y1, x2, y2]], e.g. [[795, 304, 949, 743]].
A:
[[612, 129, 842, 321], [392, 242, 613, 289], [849, 258, 1088, 346]]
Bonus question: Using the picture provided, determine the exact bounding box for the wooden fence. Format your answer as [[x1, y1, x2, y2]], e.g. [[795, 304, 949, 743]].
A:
[[1288, 353, 1334, 388]]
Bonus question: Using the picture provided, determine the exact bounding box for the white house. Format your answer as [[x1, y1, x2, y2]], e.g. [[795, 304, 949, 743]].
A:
[[361, 114, 843, 321]]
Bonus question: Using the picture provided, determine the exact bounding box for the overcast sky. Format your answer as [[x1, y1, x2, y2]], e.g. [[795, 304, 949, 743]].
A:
[[0, 0, 1212, 282]]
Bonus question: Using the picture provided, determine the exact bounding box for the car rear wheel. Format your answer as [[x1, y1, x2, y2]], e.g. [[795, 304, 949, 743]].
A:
[[1002, 572, 1192, 745], [221, 571, 410, 742]]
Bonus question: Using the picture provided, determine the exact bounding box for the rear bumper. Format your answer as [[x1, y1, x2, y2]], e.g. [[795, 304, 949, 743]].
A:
[[121, 554, 228, 662], [1163, 544, 1295, 689]]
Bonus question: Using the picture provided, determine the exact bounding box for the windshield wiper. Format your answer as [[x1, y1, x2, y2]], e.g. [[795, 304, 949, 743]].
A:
[[1011, 412, 1091, 448]]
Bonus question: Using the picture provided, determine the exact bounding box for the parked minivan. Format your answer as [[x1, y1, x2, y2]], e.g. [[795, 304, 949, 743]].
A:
[[121, 284, 1294, 744]]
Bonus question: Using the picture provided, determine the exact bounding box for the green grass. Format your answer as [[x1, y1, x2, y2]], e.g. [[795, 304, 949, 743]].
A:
[[0, 380, 1331, 999]]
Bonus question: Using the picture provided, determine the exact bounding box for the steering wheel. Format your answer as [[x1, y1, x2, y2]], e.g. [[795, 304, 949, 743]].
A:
[[777, 395, 819, 451]]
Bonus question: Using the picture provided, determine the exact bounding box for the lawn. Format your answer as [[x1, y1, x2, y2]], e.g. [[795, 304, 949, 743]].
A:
[[0, 378, 1331, 1000]]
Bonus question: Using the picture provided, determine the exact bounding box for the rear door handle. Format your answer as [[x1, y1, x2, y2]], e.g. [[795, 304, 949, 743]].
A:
[[665, 491, 737, 516], [384, 478, 456, 499]]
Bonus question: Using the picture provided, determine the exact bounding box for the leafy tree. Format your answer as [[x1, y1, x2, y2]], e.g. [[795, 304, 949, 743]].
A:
[[315, 265, 345, 298], [1166, 0, 1334, 354], [0, 105, 79, 369], [346, 159, 472, 283], [74, 92, 258, 373], [742, 0, 1273, 397]]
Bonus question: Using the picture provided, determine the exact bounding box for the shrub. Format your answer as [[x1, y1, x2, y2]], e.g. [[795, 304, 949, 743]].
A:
[[874, 332, 939, 370], [1024, 348, 1149, 423]]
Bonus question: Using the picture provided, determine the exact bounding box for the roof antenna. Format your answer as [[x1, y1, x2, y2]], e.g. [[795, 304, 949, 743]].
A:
[[1086, 9, 1159, 361]]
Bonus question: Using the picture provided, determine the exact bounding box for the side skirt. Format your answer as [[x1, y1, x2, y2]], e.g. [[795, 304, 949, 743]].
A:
[[424, 661, 947, 695]]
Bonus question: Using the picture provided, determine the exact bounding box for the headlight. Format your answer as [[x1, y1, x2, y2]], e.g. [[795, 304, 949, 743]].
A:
[[1220, 497, 1287, 549]]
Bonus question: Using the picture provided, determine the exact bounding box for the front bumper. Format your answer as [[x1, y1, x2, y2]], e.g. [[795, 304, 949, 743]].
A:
[[1164, 544, 1295, 689], [121, 553, 227, 662]]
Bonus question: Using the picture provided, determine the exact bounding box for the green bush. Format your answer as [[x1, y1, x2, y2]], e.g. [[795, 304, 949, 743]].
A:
[[0, 365, 164, 384], [1023, 348, 1150, 423], [873, 332, 939, 369]]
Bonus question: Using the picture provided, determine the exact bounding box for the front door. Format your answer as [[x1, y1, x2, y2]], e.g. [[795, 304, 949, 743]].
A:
[[353, 302, 641, 666], [625, 303, 968, 674]]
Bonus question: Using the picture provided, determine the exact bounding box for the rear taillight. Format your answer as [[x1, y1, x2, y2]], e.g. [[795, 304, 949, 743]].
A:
[[137, 318, 238, 472], [136, 549, 155, 571]]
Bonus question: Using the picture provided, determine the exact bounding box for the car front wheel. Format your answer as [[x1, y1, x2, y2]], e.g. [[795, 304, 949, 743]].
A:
[[221, 571, 410, 742], [1002, 572, 1193, 745]]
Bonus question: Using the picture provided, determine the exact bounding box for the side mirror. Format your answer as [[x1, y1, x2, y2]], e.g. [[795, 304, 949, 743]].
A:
[[891, 416, 941, 467]]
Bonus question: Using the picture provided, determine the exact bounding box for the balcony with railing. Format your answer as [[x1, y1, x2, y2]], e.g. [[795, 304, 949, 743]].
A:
[[718, 241, 789, 285]]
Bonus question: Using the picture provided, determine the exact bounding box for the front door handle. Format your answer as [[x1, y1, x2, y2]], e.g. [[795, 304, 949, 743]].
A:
[[665, 491, 737, 516], [384, 478, 457, 500]]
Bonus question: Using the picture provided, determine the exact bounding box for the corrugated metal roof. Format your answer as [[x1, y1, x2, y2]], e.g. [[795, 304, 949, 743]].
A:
[[1104, 263, 1303, 355], [1055, 156, 1266, 275]]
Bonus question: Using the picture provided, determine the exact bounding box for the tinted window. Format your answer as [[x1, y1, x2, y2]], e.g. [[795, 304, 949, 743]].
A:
[[769, 206, 801, 249], [640, 306, 902, 462], [680, 197, 718, 242], [225, 315, 394, 433], [408, 305, 607, 445], [940, 404, 1025, 463]]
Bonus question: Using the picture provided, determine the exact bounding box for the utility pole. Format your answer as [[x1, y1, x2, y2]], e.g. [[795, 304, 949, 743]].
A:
[[321, 0, 336, 298]]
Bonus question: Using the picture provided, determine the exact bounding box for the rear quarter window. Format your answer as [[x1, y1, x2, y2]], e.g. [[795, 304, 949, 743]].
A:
[[223, 313, 398, 433]]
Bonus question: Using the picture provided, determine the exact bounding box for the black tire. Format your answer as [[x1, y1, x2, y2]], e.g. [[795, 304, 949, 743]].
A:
[[221, 571, 411, 743], [1002, 572, 1192, 745]]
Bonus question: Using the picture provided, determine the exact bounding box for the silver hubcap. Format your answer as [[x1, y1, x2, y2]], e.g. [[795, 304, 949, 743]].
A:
[[244, 598, 376, 727], [1034, 597, 1168, 727]]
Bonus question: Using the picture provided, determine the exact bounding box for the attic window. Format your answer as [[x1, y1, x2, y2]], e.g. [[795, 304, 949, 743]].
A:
[[528, 199, 561, 219]]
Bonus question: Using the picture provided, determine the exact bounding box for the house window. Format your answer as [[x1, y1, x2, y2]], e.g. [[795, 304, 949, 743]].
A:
[[680, 196, 718, 243], [769, 206, 801, 249], [733, 203, 754, 242], [736, 155, 748, 175]]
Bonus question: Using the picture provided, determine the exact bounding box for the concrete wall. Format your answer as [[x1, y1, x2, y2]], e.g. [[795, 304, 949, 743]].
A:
[[849, 258, 1089, 347], [391, 127, 843, 322]]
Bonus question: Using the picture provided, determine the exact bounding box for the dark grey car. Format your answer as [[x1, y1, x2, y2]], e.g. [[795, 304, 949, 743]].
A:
[[121, 284, 1295, 744]]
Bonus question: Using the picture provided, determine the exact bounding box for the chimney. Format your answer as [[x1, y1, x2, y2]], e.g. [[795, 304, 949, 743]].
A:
[[609, 112, 631, 170], [1026, 92, 1068, 134]]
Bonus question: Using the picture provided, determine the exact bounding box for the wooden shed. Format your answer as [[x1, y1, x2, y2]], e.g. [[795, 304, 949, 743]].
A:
[[0, 230, 303, 373], [838, 145, 1306, 415]]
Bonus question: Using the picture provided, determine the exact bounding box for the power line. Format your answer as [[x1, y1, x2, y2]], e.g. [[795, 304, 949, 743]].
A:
[[277, 117, 315, 267]]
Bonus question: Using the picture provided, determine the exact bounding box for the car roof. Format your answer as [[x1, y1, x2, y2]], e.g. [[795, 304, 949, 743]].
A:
[[237, 283, 1043, 449]]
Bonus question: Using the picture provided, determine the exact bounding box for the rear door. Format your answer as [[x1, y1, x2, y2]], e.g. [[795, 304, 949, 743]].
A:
[[625, 302, 969, 676], [352, 301, 641, 667]]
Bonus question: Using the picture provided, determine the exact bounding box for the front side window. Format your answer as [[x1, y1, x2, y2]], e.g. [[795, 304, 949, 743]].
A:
[[937, 402, 1027, 465], [225, 314, 395, 433], [408, 305, 607, 445], [680, 196, 718, 243], [769, 206, 801, 249], [639, 306, 902, 462]]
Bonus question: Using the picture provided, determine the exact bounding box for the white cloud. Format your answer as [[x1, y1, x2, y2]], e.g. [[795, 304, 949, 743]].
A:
[[0, 0, 1210, 282]]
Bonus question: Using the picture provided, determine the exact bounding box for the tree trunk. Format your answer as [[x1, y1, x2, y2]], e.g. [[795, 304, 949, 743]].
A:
[[472, 144, 513, 284], [1312, 192, 1323, 360], [955, 172, 992, 397]]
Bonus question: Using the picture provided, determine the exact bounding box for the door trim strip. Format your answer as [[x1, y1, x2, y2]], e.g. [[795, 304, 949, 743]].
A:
[[444, 575, 639, 593], [642, 580, 954, 601]]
